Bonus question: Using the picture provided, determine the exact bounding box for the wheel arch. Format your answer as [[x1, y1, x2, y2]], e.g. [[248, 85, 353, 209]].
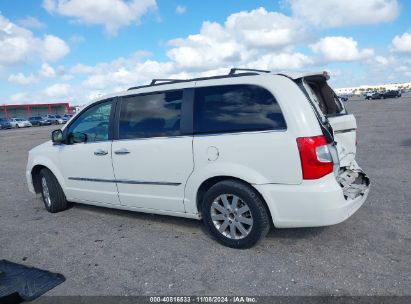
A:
[[31, 164, 49, 193], [31, 163, 65, 195], [195, 175, 273, 225]]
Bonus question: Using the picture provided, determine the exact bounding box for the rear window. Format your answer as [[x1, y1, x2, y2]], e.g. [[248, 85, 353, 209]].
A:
[[193, 84, 286, 134]]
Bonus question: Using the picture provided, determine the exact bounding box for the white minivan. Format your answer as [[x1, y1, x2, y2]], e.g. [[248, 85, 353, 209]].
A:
[[26, 69, 370, 248]]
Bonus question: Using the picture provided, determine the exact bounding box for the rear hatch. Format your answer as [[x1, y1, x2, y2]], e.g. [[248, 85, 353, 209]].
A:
[[294, 73, 370, 199]]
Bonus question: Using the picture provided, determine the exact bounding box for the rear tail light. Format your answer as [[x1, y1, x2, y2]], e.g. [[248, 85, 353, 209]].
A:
[[296, 135, 333, 180]]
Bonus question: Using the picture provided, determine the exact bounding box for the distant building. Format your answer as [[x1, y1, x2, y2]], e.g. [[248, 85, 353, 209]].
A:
[[335, 82, 411, 95], [0, 102, 71, 119]]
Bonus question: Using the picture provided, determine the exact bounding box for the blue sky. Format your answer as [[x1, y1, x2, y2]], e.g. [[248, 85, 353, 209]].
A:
[[1, 0, 411, 105]]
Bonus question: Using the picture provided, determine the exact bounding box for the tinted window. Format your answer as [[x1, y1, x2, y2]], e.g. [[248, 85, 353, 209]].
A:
[[67, 101, 112, 144], [194, 85, 286, 134], [119, 90, 182, 139]]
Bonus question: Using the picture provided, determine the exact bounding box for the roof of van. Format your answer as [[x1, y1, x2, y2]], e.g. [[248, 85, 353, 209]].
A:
[[79, 69, 330, 110], [125, 70, 330, 91]]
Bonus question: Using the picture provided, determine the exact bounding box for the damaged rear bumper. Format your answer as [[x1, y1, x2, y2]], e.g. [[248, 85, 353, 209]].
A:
[[337, 161, 370, 200], [254, 172, 370, 228]]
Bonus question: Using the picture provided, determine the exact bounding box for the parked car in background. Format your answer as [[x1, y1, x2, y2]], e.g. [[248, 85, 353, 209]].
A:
[[29, 116, 52, 126], [63, 114, 73, 120], [365, 92, 383, 100], [9, 118, 32, 128], [338, 95, 349, 102], [27, 69, 370, 248], [55, 114, 68, 124], [0, 118, 12, 130], [42, 114, 64, 124], [382, 90, 401, 99]]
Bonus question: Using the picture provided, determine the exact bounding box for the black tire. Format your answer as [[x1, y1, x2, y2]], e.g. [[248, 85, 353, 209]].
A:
[[39, 168, 69, 213], [201, 180, 270, 249]]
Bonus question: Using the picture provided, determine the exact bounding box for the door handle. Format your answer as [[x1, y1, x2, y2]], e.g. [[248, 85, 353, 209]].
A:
[[114, 148, 130, 155], [94, 149, 108, 156]]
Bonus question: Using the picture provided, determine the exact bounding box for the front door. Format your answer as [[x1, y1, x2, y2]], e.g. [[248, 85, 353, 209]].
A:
[[112, 89, 193, 212], [59, 100, 120, 205]]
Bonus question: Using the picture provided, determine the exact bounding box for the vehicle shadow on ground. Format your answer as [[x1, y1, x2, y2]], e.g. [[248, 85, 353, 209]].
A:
[[71, 202, 200, 229], [266, 226, 326, 240], [71, 202, 326, 241]]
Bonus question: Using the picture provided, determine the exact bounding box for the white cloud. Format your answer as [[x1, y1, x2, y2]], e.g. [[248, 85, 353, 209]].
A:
[[290, 0, 399, 27], [44, 83, 71, 98], [310, 36, 374, 62], [43, 0, 157, 36], [176, 5, 186, 14], [374, 56, 390, 66], [10, 92, 28, 103], [225, 7, 307, 49], [16, 16, 46, 29], [39, 63, 56, 77], [0, 13, 70, 67], [82, 59, 175, 90], [167, 8, 309, 71], [167, 22, 245, 70], [42, 35, 70, 61], [69, 63, 96, 74], [8, 73, 39, 85], [391, 32, 411, 54], [247, 52, 314, 71]]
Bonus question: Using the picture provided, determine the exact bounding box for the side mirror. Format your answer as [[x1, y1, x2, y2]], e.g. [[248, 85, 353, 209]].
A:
[[70, 132, 87, 144], [51, 129, 64, 144]]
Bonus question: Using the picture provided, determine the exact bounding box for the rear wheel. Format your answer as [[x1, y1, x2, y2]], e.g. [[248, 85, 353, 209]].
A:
[[202, 180, 270, 249], [39, 168, 69, 213]]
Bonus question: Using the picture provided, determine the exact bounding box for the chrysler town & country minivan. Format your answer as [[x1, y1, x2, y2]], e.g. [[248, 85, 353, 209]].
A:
[[26, 69, 370, 248]]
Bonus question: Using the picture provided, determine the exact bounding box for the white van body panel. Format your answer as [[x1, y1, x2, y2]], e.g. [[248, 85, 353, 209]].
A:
[[26, 141, 67, 194], [58, 141, 120, 205], [112, 136, 193, 212]]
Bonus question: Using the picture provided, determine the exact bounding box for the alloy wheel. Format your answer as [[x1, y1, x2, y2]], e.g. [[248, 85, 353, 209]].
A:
[[210, 194, 253, 240], [41, 177, 51, 207]]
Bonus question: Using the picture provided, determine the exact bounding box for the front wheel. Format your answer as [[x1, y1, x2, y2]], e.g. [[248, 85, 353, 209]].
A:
[[202, 180, 270, 249], [39, 168, 69, 213]]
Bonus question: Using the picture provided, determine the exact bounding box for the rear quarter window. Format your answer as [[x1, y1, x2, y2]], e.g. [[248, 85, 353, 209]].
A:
[[193, 84, 286, 134]]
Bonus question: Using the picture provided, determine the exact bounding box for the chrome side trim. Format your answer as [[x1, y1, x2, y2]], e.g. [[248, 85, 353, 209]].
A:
[[68, 177, 181, 186], [116, 179, 181, 186], [68, 177, 113, 183]]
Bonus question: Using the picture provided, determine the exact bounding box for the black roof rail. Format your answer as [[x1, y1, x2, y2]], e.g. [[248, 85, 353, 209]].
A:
[[127, 69, 270, 91], [229, 68, 270, 75], [150, 79, 187, 85]]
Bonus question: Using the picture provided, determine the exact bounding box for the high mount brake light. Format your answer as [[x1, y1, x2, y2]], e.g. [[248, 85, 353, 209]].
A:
[[296, 135, 333, 180]]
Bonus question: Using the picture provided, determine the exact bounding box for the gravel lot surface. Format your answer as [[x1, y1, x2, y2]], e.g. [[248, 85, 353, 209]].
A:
[[0, 96, 410, 296]]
